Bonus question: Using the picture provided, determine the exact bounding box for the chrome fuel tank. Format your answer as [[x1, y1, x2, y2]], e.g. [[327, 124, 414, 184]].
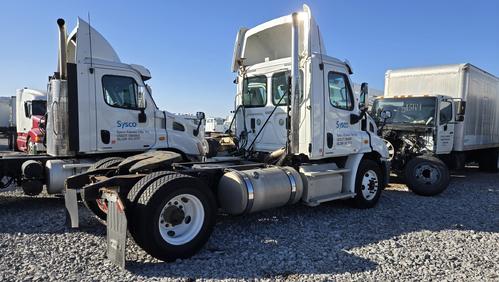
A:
[[217, 166, 303, 215]]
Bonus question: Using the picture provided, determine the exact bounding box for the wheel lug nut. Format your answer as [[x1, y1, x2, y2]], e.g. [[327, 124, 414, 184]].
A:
[[174, 201, 178, 205]]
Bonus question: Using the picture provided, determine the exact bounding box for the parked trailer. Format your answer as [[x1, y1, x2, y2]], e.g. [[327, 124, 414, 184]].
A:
[[65, 5, 390, 268], [0, 96, 16, 149], [205, 117, 226, 135], [0, 18, 206, 206], [372, 63, 499, 196]]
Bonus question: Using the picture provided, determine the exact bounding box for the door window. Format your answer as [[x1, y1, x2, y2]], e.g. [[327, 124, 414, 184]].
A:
[[272, 72, 289, 105], [243, 75, 267, 107], [328, 72, 353, 111], [272, 71, 304, 106], [102, 75, 139, 109], [439, 100, 453, 125]]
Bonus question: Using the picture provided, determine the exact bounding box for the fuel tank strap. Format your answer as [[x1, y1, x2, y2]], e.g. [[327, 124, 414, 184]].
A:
[[240, 173, 254, 214], [281, 167, 297, 205]]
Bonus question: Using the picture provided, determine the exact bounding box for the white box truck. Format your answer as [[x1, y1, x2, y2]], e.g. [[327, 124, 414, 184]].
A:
[[372, 63, 499, 195]]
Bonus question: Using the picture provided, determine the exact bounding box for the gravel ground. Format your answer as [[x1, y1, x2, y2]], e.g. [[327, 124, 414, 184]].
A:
[[0, 166, 498, 281]]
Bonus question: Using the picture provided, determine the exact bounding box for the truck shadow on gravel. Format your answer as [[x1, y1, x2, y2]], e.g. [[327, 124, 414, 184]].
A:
[[123, 167, 499, 279], [0, 193, 106, 235]]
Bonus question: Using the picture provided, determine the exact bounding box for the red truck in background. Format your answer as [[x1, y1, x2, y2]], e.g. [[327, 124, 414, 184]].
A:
[[14, 88, 47, 154]]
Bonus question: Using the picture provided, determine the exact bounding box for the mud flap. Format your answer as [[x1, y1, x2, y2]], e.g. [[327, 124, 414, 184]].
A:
[[104, 191, 127, 269], [64, 188, 79, 228]]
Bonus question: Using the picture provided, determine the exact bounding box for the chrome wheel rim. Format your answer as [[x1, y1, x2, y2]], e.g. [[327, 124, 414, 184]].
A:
[[361, 170, 379, 200], [384, 139, 395, 161], [158, 193, 204, 245]]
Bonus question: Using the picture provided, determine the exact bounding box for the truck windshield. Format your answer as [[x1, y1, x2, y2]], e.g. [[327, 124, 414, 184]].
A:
[[31, 100, 47, 116], [372, 97, 437, 125]]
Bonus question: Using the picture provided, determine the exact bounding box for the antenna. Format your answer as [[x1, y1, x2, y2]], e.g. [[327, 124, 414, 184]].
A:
[[87, 12, 94, 72]]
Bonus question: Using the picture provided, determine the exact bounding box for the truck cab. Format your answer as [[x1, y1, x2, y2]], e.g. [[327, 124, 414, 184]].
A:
[[232, 5, 388, 164], [46, 18, 206, 159], [231, 5, 390, 204], [372, 94, 456, 157], [15, 88, 47, 154]]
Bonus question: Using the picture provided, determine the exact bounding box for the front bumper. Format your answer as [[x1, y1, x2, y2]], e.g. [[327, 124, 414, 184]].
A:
[[34, 142, 46, 152]]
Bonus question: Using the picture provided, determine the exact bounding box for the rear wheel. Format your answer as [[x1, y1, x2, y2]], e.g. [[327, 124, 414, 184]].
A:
[[132, 173, 216, 262], [478, 149, 499, 173], [350, 159, 383, 209], [81, 157, 124, 220], [125, 171, 176, 245], [404, 155, 450, 196]]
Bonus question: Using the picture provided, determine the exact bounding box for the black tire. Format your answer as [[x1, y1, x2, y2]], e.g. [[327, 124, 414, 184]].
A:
[[478, 149, 499, 173], [132, 173, 216, 262], [125, 171, 176, 245], [404, 155, 450, 196], [81, 157, 124, 220], [205, 138, 220, 158], [350, 159, 383, 209]]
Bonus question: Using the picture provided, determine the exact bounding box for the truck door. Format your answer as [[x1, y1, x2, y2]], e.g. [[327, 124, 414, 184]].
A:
[[436, 98, 454, 154], [94, 68, 156, 152], [323, 65, 361, 156], [241, 73, 288, 152]]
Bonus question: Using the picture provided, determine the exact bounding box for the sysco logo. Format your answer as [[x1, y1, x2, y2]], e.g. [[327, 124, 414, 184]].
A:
[[336, 121, 349, 129], [117, 121, 137, 129]]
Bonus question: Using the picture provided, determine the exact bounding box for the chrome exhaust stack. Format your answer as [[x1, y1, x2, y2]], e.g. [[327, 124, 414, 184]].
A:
[[47, 18, 72, 157], [289, 12, 301, 155], [57, 18, 67, 79]]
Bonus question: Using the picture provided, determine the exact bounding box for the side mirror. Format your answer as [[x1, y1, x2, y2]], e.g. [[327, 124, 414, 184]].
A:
[[455, 100, 466, 122], [196, 111, 206, 121], [380, 110, 392, 120], [359, 82, 368, 110], [137, 86, 146, 109], [350, 113, 361, 124]]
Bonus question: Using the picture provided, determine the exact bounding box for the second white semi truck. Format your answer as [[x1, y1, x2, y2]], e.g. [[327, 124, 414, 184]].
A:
[[372, 63, 499, 195], [65, 5, 390, 268], [0, 18, 207, 217]]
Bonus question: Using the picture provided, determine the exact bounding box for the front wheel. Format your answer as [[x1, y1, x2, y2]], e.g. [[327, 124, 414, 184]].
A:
[[133, 173, 217, 262], [350, 159, 383, 209], [404, 155, 450, 196]]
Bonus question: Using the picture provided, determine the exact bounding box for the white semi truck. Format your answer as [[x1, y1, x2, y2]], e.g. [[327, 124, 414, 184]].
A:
[[372, 64, 499, 196], [65, 5, 390, 268], [1, 89, 47, 152], [0, 18, 206, 213]]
